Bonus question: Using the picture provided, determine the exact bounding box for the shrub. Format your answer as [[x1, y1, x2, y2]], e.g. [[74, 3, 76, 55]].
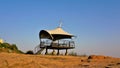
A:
[[0, 43, 10, 48], [11, 44, 18, 50], [26, 50, 34, 54]]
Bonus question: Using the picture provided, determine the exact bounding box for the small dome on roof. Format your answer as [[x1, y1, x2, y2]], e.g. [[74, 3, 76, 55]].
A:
[[0, 38, 4, 43]]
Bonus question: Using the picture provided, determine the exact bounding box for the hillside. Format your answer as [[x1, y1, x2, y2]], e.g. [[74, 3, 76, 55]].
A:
[[0, 53, 120, 68], [0, 43, 23, 53]]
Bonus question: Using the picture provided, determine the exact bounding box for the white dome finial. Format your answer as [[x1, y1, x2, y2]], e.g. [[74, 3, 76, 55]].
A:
[[59, 19, 62, 28]]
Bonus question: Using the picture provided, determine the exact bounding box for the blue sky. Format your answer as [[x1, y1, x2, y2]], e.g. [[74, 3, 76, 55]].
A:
[[0, 0, 120, 57]]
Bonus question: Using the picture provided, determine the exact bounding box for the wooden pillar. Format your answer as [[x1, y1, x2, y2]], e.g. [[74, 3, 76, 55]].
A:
[[65, 49, 68, 55], [57, 49, 60, 55], [45, 48, 48, 55], [69, 41, 70, 47]]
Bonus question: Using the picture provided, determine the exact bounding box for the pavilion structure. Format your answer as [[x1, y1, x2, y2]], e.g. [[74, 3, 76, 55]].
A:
[[35, 24, 75, 55]]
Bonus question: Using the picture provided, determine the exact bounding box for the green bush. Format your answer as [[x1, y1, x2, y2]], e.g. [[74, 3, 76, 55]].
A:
[[0, 43, 10, 48], [26, 50, 34, 54], [11, 44, 18, 50]]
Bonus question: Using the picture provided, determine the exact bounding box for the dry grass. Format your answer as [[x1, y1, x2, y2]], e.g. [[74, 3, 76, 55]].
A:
[[0, 52, 120, 68]]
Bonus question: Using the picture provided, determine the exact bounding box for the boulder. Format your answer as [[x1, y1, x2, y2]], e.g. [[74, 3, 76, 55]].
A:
[[88, 55, 106, 59]]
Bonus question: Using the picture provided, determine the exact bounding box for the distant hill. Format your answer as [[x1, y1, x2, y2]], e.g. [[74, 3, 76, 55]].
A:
[[0, 43, 23, 53]]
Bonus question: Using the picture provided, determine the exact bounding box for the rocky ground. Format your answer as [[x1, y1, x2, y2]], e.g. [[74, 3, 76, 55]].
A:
[[0, 53, 120, 68]]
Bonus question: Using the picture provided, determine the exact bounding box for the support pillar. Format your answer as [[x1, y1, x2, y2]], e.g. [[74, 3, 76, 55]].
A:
[[45, 48, 48, 55], [57, 49, 60, 55], [65, 49, 68, 55]]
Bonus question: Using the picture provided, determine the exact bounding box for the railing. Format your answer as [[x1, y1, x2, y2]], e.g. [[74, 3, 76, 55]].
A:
[[40, 41, 51, 47], [40, 40, 75, 48]]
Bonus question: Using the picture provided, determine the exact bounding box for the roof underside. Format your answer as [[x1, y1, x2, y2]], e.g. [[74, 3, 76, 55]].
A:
[[39, 27, 74, 41]]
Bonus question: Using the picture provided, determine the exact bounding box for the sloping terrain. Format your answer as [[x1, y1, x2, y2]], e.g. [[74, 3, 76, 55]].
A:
[[0, 53, 120, 68], [0, 43, 23, 54]]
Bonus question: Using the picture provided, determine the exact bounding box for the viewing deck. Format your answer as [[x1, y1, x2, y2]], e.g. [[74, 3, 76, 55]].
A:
[[40, 40, 75, 49]]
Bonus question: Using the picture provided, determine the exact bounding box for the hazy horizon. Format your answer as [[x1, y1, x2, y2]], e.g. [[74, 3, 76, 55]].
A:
[[0, 0, 120, 57]]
